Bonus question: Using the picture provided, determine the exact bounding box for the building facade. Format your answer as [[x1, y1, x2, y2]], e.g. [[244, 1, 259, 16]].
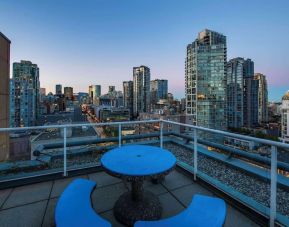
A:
[[55, 84, 62, 95], [88, 85, 101, 105], [123, 81, 133, 117], [150, 79, 168, 107], [10, 60, 40, 127], [108, 86, 115, 94], [185, 29, 227, 130], [281, 91, 289, 143], [64, 87, 73, 100], [254, 73, 268, 124], [0, 32, 10, 161], [243, 59, 259, 128], [133, 66, 150, 117], [227, 58, 244, 128]]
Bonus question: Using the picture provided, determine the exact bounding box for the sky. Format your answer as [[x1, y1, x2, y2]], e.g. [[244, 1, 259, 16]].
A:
[[0, 0, 289, 101]]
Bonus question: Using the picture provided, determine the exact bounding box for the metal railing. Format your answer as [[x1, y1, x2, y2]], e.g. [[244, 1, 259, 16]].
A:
[[1, 119, 289, 226]]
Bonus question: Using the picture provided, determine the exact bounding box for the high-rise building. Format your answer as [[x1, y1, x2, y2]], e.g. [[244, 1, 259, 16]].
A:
[[281, 91, 289, 143], [227, 58, 258, 129], [0, 32, 11, 161], [185, 29, 227, 130], [10, 60, 40, 127], [150, 79, 168, 107], [40, 88, 46, 102], [55, 84, 62, 95], [254, 73, 268, 124], [64, 87, 73, 100], [133, 66, 150, 117], [108, 86, 115, 94], [243, 59, 259, 128], [89, 85, 101, 104], [123, 81, 133, 117], [227, 58, 244, 128]]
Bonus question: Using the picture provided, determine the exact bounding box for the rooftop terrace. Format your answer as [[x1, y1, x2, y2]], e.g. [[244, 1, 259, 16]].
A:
[[0, 168, 259, 227], [0, 119, 289, 226]]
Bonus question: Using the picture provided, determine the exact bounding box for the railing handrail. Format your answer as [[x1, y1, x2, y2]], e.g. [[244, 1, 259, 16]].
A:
[[1, 118, 289, 150], [161, 120, 289, 150], [0, 119, 161, 132]]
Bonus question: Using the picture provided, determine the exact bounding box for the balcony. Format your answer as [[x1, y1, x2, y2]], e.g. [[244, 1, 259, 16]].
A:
[[0, 119, 289, 226]]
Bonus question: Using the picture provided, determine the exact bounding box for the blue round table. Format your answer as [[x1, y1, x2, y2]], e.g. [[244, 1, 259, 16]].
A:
[[101, 145, 176, 226]]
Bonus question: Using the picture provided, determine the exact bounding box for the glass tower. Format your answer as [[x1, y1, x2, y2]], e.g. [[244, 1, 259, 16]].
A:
[[185, 29, 227, 130], [227, 58, 258, 129], [150, 79, 168, 107], [133, 66, 150, 117], [243, 59, 259, 128]]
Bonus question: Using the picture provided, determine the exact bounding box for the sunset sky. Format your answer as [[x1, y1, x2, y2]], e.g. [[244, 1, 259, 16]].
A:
[[1, 0, 289, 101]]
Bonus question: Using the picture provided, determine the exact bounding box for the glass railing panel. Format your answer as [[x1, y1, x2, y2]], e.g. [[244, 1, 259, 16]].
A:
[[0, 126, 64, 182], [122, 122, 160, 146]]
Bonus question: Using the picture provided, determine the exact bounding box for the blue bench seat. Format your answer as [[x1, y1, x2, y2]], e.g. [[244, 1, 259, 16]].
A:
[[134, 194, 226, 227], [55, 178, 111, 227]]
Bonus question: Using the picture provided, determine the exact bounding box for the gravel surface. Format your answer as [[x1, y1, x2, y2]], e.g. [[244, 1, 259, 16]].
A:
[[161, 142, 289, 218]]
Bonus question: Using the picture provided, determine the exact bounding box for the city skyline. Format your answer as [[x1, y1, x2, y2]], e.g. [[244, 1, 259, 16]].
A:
[[1, 1, 289, 101]]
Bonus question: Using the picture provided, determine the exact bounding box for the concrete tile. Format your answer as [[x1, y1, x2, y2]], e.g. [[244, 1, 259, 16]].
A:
[[170, 183, 213, 207], [100, 209, 126, 227], [162, 170, 193, 191], [91, 182, 128, 213], [88, 171, 122, 187], [158, 192, 185, 218], [143, 180, 168, 195], [225, 204, 260, 227], [42, 197, 58, 227], [3, 181, 52, 209], [0, 200, 47, 227], [0, 188, 12, 208], [51, 175, 88, 198]]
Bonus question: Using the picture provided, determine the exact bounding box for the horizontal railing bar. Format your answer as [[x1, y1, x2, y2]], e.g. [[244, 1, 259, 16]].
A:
[[0, 119, 160, 132], [162, 120, 289, 150], [1, 118, 289, 150]]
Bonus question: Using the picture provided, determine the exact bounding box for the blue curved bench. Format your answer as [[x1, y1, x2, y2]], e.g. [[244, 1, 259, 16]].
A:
[[134, 194, 226, 227], [55, 178, 111, 227]]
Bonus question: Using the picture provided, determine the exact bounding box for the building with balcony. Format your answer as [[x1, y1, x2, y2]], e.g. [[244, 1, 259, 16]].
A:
[[227, 58, 258, 129], [0, 32, 10, 161], [227, 58, 244, 128], [281, 91, 289, 143], [185, 29, 227, 130], [133, 66, 151, 117], [10, 60, 40, 127]]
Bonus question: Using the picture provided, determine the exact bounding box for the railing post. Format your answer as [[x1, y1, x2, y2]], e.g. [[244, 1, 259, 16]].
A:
[[270, 145, 277, 227], [118, 124, 122, 147], [193, 129, 198, 181], [63, 127, 67, 177], [160, 121, 163, 149]]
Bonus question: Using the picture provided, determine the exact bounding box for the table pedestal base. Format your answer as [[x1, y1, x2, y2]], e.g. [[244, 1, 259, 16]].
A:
[[114, 190, 162, 226]]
